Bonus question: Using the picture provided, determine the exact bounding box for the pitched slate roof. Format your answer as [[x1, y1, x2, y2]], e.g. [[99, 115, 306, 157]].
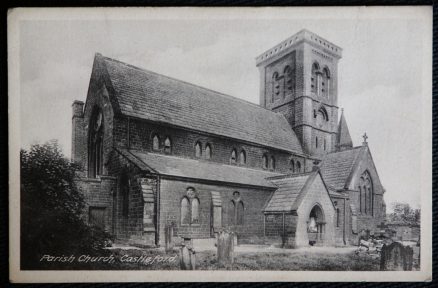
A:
[[117, 148, 282, 188], [99, 54, 303, 154], [337, 110, 353, 149], [263, 172, 315, 212], [319, 146, 363, 190]]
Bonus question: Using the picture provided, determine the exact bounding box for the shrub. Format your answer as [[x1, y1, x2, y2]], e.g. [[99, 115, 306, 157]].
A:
[[20, 141, 111, 269]]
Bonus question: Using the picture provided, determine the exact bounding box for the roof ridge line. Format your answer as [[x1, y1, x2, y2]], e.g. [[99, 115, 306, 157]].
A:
[[101, 54, 276, 112], [128, 149, 284, 175], [266, 171, 314, 180]]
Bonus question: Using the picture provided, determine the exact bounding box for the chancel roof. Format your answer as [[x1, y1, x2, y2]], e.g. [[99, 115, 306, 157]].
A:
[[319, 146, 363, 191], [97, 54, 303, 154]]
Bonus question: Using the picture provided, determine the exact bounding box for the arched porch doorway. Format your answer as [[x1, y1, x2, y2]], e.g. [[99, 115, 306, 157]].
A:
[[307, 204, 326, 245]]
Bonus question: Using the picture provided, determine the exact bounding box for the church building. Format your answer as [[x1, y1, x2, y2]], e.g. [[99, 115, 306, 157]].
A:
[[71, 29, 386, 248]]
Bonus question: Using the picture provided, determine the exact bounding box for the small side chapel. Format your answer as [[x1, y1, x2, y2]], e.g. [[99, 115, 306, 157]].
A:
[[71, 29, 386, 248]]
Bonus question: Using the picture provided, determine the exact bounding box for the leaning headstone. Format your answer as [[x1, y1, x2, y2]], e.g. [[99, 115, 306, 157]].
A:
[[179, 238, 196, 270], [165, 224, 174, 253], [380, 242, 414, 271], [179, 244, 191, 270], [189, 246, 196, 270], [217, 230, 234, 266], [179, 245, 196, 270]]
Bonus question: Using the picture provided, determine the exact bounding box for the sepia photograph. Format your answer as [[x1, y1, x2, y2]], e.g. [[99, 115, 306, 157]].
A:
[[8, 7, 432, 282]]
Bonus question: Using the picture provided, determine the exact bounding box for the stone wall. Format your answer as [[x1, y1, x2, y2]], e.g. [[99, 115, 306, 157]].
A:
[[71, 80, 115, 176], [264, 213, 298, 247], [346, 148, 386, 244], [106, 150, 158, 246], [158, 178, 274, 246], [295, 175, 336, 247], [331, 196, 348, 245], [75, 176, 117, 233], [112, 116, 306, 174]]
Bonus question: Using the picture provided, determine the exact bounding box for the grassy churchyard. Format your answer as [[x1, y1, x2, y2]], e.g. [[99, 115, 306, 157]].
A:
[[39, 245, 380, 270]]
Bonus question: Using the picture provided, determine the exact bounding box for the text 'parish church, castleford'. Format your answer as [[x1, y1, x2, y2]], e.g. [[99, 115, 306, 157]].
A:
[[71, 29, 386, 248]]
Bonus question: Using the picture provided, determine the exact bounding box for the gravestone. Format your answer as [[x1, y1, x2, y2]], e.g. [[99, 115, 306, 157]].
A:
[[165, 223, 174, 253], [380, 242, 414, 271], [179, 240, 196, 270], [217, 230, 234, 266]]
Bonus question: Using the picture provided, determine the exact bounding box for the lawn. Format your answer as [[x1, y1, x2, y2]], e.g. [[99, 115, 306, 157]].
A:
[[195, 250, 380, 271], [30, 246, 380, 271]]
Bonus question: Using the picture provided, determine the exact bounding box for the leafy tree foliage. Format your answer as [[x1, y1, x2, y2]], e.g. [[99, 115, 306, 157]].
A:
[[387, 202, 420, 225], [21, 141, 110, 269]]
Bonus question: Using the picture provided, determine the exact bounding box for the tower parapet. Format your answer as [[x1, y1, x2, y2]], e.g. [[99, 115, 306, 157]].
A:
[[256, 29, 342, 157], [256, 29, 342, 67]]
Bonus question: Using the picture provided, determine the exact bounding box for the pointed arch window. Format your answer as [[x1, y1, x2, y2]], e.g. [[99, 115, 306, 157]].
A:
[[336, 208, 340, 227], [316, 107, 329, 128], [311, 62, 320, 94], [296, 161, 302, 173], [191, 198, 200, 224], [164, 137, 172, 154], [237, 201, 244, 225], [230, 195, 244, 226], [358, 171, 373, 216], [239, 150, 246, 165], [272, 72, 280, 102], [88, 108, 104, 178], [152, 134, 160, 151], [230, 149, 237, 164], [322, 67, 331, 98], [270, 156, 276, 170], [195, 141, 202, 158], [181, 188, 200, 226], [181, 197, 190, 225], [229, 200, 236, 225], [290, 159, 295, 173], [284, 65, 295, 94], [205, 144, 212, 159], [262, 154, 268, 169]]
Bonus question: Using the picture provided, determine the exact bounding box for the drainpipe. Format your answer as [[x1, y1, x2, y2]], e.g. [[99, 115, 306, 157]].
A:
[[127, 117, 131, 149], [343, 198, 347, 245], [156, 175, 161, 246], [282, 213, 285, 247]]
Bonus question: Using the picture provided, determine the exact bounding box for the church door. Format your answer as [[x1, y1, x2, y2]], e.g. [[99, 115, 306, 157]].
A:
[[89, 207, 106, 230], [307, 204, 325, 245]]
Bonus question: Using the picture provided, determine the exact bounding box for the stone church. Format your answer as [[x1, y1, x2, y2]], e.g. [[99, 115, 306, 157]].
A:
[[71, 29, 386, 248]]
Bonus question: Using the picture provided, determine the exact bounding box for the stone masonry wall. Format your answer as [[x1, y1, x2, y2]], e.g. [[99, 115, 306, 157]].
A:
[[113, 116, 306, 175], [159, 178, 274, 246], [75, 176, 117, 233], [296, 175, 336, 247], [346, 149, 386, 245], [106, 150, 158, 246]]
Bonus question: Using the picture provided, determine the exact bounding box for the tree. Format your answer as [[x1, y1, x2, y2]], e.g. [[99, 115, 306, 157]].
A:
[[20, 141, 110, 269], [387, 202, 420, 225]]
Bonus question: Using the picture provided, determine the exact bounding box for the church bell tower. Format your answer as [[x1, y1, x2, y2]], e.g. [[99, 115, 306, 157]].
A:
[[256, 29, 342, 157]]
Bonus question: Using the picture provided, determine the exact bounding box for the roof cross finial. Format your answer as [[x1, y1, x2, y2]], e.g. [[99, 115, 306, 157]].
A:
[[362, 132, 368, 145]]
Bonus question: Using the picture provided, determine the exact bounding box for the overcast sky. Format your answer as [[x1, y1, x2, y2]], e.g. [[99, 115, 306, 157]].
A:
[[16, 7, 431, 210]]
